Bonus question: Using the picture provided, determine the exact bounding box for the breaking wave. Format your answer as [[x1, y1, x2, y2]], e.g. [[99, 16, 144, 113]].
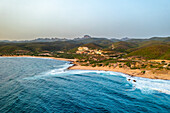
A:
[[0, 57, 170, 113]]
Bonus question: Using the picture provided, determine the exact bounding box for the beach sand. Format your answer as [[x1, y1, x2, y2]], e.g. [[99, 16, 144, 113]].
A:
[[69, 64, 170, 80], [1, 55, 169, 80]]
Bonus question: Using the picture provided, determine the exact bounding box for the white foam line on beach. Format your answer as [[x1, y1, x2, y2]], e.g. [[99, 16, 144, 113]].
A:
[[22, 62, 170, 95], [0, 57, 53, 60], [125, 76, 170, 95], [68, 70, 170, 95], [67, 70, 125, 76]]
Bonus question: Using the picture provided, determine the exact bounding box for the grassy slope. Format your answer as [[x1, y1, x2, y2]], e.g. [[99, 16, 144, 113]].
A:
[[0, 37, 170, 60], [82, 43, 103, 49], [126, 44, 170, 60], [113, 41, 138, 52], [0, 41, 82, 54]]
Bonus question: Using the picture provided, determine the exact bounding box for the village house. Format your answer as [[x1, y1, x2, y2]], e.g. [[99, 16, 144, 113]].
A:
[[38, 53, 51, 56], [76, 46, 104, 56], [78, 47, 89, 51]]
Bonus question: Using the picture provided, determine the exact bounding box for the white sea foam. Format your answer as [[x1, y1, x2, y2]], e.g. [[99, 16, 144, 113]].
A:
[[125, 76, 170, 95], [102, 71, 170, 95], [67, 70, 125, 76], [73, 70, 170, 95], [45, 63, 72, 75], [24, 62, 170, 95], [24, 63, 72, 80]]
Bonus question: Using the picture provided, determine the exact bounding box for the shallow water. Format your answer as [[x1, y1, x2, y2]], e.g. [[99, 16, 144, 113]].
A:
[[0, 57, 170, 113]]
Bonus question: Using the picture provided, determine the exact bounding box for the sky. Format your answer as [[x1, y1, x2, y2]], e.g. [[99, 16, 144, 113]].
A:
[[0, 0, 170, 40]]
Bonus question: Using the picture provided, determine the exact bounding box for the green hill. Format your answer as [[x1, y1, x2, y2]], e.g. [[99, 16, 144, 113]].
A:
[[74, 38, 113, 48], [113, 41, 138, 52], [82, 43, 102, 49], [0, 37, 170, 59], [0, 41, 82, 55], [149, 37, 170, 42], [126, 44, 170, 60]]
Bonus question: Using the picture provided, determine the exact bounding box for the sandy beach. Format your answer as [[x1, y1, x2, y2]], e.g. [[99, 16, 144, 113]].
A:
[[69, 64, 170, 80], [1, 55, 169, 80], [0, 55, 76, 62]]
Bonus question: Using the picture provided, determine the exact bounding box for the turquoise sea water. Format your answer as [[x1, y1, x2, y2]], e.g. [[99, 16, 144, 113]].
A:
[[0, 57, 170, 113]]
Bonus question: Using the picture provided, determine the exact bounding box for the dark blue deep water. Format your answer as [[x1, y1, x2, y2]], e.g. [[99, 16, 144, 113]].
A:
[[0, 57, 170, 113]]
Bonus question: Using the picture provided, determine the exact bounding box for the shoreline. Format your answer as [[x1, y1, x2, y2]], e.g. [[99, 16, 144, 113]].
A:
[[0, 55, 76, 62], [69, 64, 170, 80], [1, 55, 169, 80]]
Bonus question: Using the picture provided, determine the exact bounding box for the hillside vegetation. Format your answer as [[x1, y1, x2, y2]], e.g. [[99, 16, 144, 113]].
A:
[[126, 45, 170, 60], [113, 41, 138, 52], [0, 37, 169, 60], [0, 41, 82, 55]]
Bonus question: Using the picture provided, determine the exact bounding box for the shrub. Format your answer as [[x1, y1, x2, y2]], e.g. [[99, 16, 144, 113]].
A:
[[161, 61, 165, 64], [97, 64, 103, 67], [130, 67, 140, 69], [81, 64, 89, 66], [141, 64, 147, 68], [92, 64, 96, 67], [104, 62, 109, 66], [141, 71, 145, 74], [125, 62, 131, 67]]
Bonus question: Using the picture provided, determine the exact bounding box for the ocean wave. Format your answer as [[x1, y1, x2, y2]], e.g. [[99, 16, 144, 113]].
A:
[[23, 63, 73, 80], [23, 61, 170, 95], [1, 58, 170, 113], [128, 77, 170, 95], [66, 70, 170, 95]]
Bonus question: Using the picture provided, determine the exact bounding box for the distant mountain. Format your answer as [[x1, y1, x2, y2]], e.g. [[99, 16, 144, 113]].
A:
[[1, 36, 169, 43], [121, 37, 170, 43], [83, 35, 92, 38], [73, 37, 111, 44], [0, 36, 170, 58], [149, 37, 170, 42], [31, 38, 68, 42], [0, 40, 10, 43], [0, 38, 68, 43], [120, 37, 130, 41]]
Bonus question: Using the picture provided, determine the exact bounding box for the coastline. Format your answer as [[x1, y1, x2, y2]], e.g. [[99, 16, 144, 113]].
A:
[[69, 64, 170, 80], [0, 55, 169, 80], [0, 55, 76, 62]]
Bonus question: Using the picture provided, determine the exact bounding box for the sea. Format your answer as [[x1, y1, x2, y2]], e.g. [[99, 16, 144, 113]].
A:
[[0, 57, 170, 113]]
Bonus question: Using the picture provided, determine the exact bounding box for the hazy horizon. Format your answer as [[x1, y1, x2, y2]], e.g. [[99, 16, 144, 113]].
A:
[[0, 0, 170, 40], [0, 35, 170, 41]]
